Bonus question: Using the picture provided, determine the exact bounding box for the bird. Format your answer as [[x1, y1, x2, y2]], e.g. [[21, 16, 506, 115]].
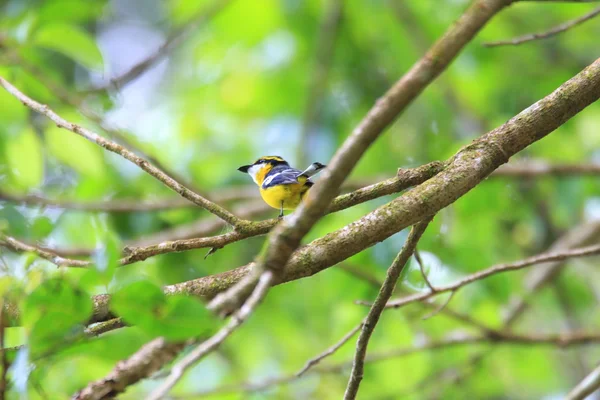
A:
[[238, 156, 326, 218]]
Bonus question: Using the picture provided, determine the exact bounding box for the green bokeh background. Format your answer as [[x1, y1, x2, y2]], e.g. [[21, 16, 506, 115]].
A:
[[1, 0, 599, 398]]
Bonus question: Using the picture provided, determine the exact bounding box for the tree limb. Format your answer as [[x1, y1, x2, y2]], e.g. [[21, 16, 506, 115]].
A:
[[484, 6, 600, 47], [207, 0, 514, 315], [344, 219, 431, 399], [0, 77, 242, 227], [64, 54, 600, 325]]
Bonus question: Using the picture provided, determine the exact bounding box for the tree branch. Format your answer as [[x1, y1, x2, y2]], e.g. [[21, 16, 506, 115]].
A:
[[68, 55, 600, 325], [183, 331, 600, 397], [207, 0, 513, 315], [483, 6, 600, 47], [344, 219, 431, 399], [146, 270, 274, 400], [0, 77, 242, 227], [0, 234, 89, 268], [566, 363, 600, 400], [72, 338, 187, 400], [363, 244, 600, 311]]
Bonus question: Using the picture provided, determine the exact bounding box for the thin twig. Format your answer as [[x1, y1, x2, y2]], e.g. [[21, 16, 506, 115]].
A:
[[178, 331, 600, 398], [566, 363, 600, 400], [85, 0, 233, 92], [414, 249, 436, 292], [0, 76, 241, 227], [0, 234, 89, 268], [146, 271, 274, 400], [0, 163, 446, 269], [354, 244, 600, 310], [297, 322, 363, 378], [421, 290, 455, 320], [484, 6, 600, 47], [344, 219, 432, 399], [1, 162, 598, 214]]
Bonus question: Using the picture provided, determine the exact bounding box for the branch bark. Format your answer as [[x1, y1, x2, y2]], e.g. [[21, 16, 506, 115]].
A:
[[483, 6, 600, 47], [208, 0, 513, 315], [67, 55, 600, 325], [71, 338, 187, 400], [0, 77, 242, 227], [344, 219, 431, 399]]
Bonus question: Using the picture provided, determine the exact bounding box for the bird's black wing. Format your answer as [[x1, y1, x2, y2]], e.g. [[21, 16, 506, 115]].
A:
[[262, 166, 307, 189]]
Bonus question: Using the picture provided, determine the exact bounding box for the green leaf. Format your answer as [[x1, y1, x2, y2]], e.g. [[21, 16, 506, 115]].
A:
[[33, 23, 103, 70], [45, 123, 105, 179], [22, 278, 93, 356], [31, 216, 54, 239], [5, 128, 43, 190], [111, 281, 216, 340], [159, 296, 216, 341], [110, 281, 166, 332]]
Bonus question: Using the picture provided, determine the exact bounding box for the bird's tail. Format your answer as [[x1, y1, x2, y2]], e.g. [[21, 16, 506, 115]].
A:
[[299, 162, 326, 178]]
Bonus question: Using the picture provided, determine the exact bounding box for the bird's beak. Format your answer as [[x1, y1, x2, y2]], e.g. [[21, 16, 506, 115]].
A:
[[237, 165, 251, 173]]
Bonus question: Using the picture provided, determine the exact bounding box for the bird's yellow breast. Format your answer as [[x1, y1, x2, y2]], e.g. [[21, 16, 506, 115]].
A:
[[259, 182, 309, 210]]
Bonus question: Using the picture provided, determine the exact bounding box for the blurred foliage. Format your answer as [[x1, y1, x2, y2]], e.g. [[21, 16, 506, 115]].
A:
[[1, 0, 600, 398]]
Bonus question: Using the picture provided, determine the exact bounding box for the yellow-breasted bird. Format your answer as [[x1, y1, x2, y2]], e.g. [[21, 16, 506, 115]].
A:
[[238, 156, 326, 218]]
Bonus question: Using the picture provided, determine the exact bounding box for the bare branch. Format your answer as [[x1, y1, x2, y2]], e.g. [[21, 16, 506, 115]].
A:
[[374, 244, 600, 310], [146, 271, 274, 400], [1, 161, 598, 213], [86, 0, 233, 92], [208, 0, 513, 316], [72, 338, 187, 400], [414, 250, 436, 292], [484, 6, 600, 47], [183, 331, 600, 397], [0, 234, 89, 268], [297, 323, 363, 378], [344, 219, 431, 399], [494, 162, 600, 177], [421, 290, 455, 320], [0, 77, 242, 227], [566, 363, 600, 400], [503, 220, 600, 326], [67, 53, 600, 325]]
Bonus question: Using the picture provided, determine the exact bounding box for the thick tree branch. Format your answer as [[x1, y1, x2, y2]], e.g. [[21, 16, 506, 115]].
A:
[[146, 271, 274, 400], [484, 6, 600, 47], [1, 161, 598, 214], [76, 56, 600, 324], [208, 0, 513, 315], [0, 163, 444, 269], [72, 338, 187, 400], [0, 77, 242, 227]]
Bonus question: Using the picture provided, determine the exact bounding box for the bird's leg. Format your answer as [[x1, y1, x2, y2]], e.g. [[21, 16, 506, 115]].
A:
[[278, 202, 284, 219]]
